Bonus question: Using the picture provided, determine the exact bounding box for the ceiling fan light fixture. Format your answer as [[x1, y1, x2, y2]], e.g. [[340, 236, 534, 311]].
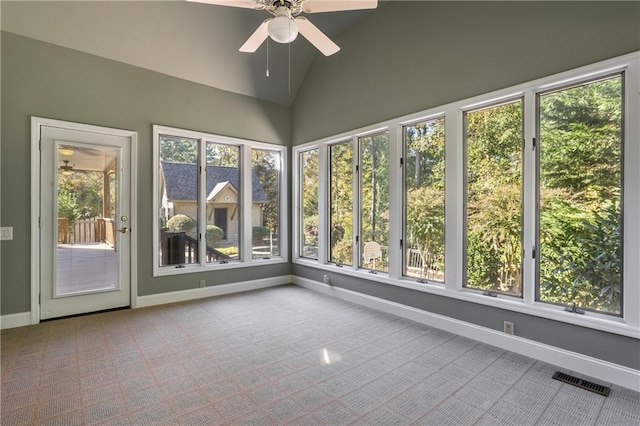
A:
[[268, 7, 298, 43], [58, 146, 74, 156]]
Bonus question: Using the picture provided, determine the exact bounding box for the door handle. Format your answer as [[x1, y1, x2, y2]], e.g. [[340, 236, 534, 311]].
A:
[[117, 227, 129, 234]]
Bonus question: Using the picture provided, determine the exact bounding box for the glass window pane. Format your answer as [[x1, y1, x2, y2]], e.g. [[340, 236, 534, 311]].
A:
[[252, 149, 281, 259], [404, 118, 445, 282], [206, 142, 240, 262], [300, 149, 319, 260], [360, 133, 389, 272], [465, 100, 523, 296], [158, 135, 199, 267], [538, 76, 623, 315], [329, 142, 353, 265]]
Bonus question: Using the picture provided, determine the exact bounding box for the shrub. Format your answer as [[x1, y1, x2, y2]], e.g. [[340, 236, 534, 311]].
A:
[[252, 226, 270, 243], [206, 225, 224, 245], [167, 214, 196, 232]]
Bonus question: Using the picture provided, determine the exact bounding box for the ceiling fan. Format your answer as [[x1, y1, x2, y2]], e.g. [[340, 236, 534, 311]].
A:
[[59, 159, 74, 175], [186, 0, 378, 56]]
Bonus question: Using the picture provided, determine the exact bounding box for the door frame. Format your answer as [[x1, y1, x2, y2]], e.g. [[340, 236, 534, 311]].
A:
[[30, 117, 138, 324]]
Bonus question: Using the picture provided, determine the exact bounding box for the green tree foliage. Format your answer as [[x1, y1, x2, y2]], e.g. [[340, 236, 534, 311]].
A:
[[466, 101, 523, 295], [330, 142, 353, 265], [539, 77, 622, 314], [252, 226, 270, 243], [360, 133, 390, 271], [206, 225, 224, 245], [252, 150, 280, 239], [167, 214, 196, 232], [405, 119, 445, 280], [160, 136, 198, 163], [301, 150, 319, 256], [57, 171, 104, 225]]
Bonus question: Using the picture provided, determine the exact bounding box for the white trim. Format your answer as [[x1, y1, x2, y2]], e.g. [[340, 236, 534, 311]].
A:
[[30, 117, 138, 323], [136, 275, 291, 308], [0, 312, 31, 330], [293, 276, 640, 392], [293, 258, 638, 339]]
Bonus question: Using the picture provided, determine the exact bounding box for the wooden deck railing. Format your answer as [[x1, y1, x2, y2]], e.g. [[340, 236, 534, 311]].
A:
[[57, 217, 117, 248]]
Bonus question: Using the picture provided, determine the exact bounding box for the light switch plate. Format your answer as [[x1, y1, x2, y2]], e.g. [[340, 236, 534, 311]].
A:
[[0, 227, 13, 241]]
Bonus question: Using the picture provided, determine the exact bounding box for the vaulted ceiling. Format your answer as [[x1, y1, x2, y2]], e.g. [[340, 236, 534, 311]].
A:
[[1, 1, 380, 105]]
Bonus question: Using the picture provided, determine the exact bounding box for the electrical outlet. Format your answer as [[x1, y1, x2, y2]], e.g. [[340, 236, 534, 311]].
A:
[[503, 321, 514, 335], [323, 274, 331, 285], [199, 280, 206, 288]]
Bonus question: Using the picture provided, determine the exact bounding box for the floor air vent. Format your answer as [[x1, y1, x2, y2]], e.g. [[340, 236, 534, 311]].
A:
[[552, 371, 611, 397]]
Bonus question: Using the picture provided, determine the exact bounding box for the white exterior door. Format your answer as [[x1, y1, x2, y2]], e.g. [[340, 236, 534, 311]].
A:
[[39, 123, 133, 320]]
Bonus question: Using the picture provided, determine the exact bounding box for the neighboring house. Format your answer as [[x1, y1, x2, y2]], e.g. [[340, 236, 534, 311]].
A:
[[159, 161, 267, 244]]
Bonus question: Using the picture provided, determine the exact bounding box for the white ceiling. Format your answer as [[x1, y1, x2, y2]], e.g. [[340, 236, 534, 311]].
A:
[[1, 0, 379, 105]]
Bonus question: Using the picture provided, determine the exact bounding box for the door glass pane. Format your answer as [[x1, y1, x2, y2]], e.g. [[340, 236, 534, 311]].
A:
[[158, 135, 199, 267], [538, 75, 623, 315], [329, 142, 353, 265], [56, 144, 119, 295], [465, 100, 524, 296], [359, 132, 389, 272], [206, 142, 240, 262], [252, 149, 281, 259], [404, 118, 445, 282]]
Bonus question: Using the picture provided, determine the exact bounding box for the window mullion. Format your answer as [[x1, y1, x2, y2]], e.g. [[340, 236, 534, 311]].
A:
[[522, 91, 537, 305], [352, 135, 360, 270], [318, 145, 328, 265], [241, 145, 253, 262], [623, 61, 640, 328], [387, 125, 402, 280], [198, 138, 207, 266], [445, 107, 462, 291]]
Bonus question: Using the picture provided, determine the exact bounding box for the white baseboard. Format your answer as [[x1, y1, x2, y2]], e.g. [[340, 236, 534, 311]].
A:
[[293, 276, 640, 392], [0, 312, 32, 330], [136, 275, 292, 308]]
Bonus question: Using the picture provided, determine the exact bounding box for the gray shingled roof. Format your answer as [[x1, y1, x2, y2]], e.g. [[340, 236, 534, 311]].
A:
[[160, 162, 268, 202]]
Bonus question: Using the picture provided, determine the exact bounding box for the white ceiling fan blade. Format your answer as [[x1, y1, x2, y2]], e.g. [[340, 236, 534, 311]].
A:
[[296, 17, 340, 56], [185, 0, 263, 10], [239, 19, 270, 53], [302, 0, 377, 13]]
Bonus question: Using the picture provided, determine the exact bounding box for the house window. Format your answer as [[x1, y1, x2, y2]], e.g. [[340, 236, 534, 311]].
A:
[[404, 118, 445, 282], [359, 132, 389, 273], [464, 99, 524, 297], [252, 149, 281, 259], [206, 141, 240, 262], [153, 125, 286, 275], [537, 75, 623, 315], [329, 141, 353, 265], [299, 149, 319, 260]]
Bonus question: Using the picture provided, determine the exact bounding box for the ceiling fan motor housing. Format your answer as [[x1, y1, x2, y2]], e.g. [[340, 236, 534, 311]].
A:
[[268, 6, 298, 43]]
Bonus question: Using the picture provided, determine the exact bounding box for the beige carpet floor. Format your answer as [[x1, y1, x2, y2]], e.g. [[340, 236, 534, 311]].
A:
[[1, 285, 638, 425]]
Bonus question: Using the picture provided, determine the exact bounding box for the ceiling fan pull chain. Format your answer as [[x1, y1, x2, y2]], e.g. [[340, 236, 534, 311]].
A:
[[266, 38, 270, 77]]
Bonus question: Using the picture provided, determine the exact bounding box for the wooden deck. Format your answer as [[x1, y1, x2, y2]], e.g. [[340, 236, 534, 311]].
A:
[[56, 243, 117, 295]]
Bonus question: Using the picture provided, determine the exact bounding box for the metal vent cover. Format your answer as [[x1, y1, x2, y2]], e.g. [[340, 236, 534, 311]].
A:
[[552, 371, 611, 397]]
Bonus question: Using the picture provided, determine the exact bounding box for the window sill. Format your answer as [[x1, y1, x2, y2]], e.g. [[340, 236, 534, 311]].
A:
[[154, 257, 288, 277], [293, 258, 639, 339]]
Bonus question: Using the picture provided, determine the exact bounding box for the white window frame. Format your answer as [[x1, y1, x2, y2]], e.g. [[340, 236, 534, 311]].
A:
[[293, 51, 640, 338], [153, 125, 287, 277]]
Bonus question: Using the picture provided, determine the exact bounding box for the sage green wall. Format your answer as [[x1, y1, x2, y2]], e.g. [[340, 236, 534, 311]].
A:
[[1, 32, 291, 315], [291, 2, 640, 369], [292, 1, 640, 144]]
